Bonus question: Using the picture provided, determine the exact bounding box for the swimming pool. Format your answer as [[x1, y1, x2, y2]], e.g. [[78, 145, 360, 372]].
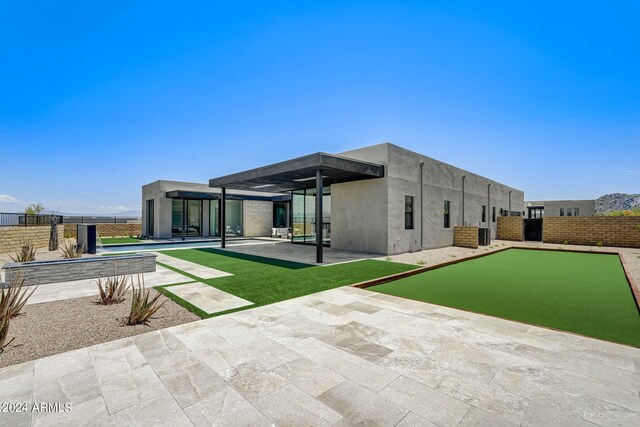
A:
[[99, 240, 220, 253], [98, 238, 270, 253]]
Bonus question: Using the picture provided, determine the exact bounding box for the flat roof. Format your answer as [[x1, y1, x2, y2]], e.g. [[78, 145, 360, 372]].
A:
[[208, 152, 385, 192]]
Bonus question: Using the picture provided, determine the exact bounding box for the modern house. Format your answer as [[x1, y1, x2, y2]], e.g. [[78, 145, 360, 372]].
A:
[[142, 143, 524, 261], [524, 200, 596, 218]]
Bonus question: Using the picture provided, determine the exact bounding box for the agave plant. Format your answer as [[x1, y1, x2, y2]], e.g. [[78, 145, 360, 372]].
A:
[[1, 271, 38, 318], [9, 240, 37, 263], [0, 271, 37, 353], [96, 274, 130, 305], [61, 239, 84, 259], [126, 273, 166, 325]]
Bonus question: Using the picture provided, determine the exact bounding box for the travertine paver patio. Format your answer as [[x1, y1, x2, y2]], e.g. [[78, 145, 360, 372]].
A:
[[165, 282, 253, 314], [152, 252, 233, 279], [1, 286, 639, 427]]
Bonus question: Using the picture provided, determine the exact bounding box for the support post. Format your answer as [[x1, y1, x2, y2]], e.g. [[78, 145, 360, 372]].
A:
[[315, 169, 323, 263], [508, 190, 512, 216], [221, 187, 226, 248], [181, 197, 186, 241]]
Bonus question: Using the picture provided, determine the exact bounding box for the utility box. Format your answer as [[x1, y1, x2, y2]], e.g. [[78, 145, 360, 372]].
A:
[[77, 224, 97, 254], [478, 227, 491, 246]]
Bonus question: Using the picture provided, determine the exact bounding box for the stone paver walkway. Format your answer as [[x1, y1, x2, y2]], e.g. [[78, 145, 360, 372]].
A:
[[25, 265, 194, 305], [152, 252, 233, 280], [2, 286, 639, 426], [164, 282, 253, 314]]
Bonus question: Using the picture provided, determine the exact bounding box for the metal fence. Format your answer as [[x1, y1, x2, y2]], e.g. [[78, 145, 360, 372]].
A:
[[0, 213, 64, 227], [62, 216, 141, 224], [0, 213, 141, 226]]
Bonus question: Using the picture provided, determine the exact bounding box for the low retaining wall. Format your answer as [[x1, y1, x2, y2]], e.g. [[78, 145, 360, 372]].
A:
[[497, 216, 524, 241], [64, 223, 142, 239], [0, 226, 65, 254], [454, 226, 479, 249], [543, 217, 640, 248], [2, 253, 157, 285]]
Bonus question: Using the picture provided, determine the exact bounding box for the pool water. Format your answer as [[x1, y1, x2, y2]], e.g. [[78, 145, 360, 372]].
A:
[[99, 240, 222, 253]]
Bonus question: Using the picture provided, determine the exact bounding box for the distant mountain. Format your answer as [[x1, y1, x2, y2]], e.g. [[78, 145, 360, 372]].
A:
[[596, 193, 640, 213]]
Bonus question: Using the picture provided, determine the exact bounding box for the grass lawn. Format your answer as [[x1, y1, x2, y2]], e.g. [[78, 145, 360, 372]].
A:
[[370, 248, 640, 347], [156, 248, 417, 318], [99, 237, 143, 245]]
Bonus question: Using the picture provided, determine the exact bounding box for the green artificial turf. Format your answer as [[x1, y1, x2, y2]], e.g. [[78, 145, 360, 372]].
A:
[[99, 237, 143, 245], [157, 248, 417, 318], [370, 248, 640, 347]]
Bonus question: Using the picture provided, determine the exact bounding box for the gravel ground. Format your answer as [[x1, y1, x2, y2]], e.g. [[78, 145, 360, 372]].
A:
[[0, 289, 199, 368], [380, 239, 640, 285], [0, 243, 91, 264]]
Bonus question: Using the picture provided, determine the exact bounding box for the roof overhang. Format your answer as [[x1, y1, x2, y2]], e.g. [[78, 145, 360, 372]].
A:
[[165, 190, 290, 202], [208, 152, 385, 192]]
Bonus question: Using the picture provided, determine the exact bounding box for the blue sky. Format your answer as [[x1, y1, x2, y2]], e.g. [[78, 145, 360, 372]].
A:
[[1, 1, 638, 214]]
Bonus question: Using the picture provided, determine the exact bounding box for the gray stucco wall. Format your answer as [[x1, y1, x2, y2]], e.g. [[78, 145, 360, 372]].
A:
[[243, 200, 273, 237], [336, 143, 524, 254], [524, 200, 596, 217]]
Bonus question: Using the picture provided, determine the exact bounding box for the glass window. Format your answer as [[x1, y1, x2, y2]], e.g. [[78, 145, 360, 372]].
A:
[[574, 208, 579, 216], [209, 200, 219, 237], [225, 200, 243, 236], [405, 196, 414, 230], [273, 202, 288, 228], [482, 205, 486, 222], [492, 206, 496, 222], [291, 188, 331, 245], [560, 208, 564, 216], [444, 200, 450, 228], [146, 199, 154, 237], [172, 199, 202, 237], [567, 208, 572, 217]]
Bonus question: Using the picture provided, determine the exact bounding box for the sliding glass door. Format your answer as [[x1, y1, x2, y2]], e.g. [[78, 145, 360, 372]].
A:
[[291, 188, 331, 245], [171, 199, 203, 237], [209, 200, 244, 237]]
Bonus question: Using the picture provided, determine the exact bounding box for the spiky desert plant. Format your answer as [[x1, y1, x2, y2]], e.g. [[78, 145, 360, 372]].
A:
[[61, 239, 84, 259], [9, 240, 37, 263], [96, 274, 130, 305], [1, 270, 38, 318], [0, 271, 37, 353], [126, 273, 166, 325]]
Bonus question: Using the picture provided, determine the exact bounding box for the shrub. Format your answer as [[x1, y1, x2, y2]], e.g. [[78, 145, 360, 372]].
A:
[[596, 240, 604, 247], [126, 275, 166, 325], [563, 240, 569, 245], [0, 271, 37, 353], [9, 240, 36, 263], [416, 260, 426, 265], [96, 275, 130, 305], [61, 240, 84, 259]]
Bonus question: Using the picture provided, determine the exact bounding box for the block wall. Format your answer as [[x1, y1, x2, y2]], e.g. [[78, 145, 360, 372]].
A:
[[64, 223, 142, 239], [497, 217, 524, 241], [454, 226, 479, 249], [543, 217, 640, 248], [0, 226, 65, 254]]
